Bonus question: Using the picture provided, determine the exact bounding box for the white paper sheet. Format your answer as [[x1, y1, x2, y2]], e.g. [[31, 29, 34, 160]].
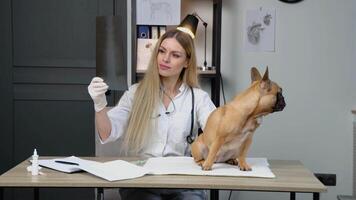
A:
[[79, 160, 150, 181], [38, 156, 84, 173], [38, 156, 149, 181], [38, 156, 275, 182], [144, 157, 275, 178]]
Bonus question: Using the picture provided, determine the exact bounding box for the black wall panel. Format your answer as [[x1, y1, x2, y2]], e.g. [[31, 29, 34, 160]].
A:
[[13, 188, 93, 200], [13, 101, 94, 163], [0, 0, 14, 199], [0, 0, 13, 176], [1, 0, 128, 199], [11, 0, 98, 164], [13, 66, 95, 84], [12, 0, 96, 67]]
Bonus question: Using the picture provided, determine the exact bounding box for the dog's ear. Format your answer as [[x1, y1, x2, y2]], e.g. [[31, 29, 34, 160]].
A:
[[262, 66, 269, 81], [251, 67, 262, 83], [260, 67, 271, 90]]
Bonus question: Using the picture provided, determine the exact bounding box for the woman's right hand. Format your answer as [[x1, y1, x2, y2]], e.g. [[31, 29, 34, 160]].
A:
[[88, 77, 109, 112]]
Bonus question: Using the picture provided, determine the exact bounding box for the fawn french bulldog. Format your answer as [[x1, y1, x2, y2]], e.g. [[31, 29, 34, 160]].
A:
[[191, 67, 286, 171]]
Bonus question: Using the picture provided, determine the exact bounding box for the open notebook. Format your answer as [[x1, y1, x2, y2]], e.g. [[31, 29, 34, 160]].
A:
[[38, 156, 275, 182]]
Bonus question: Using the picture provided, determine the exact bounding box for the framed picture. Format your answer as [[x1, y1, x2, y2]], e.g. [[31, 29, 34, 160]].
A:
[[136, 0, 181, 25]]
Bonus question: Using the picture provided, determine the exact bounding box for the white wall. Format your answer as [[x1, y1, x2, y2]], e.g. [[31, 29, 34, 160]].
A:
[[221, 0, 356, 200], [353, 0, 356, 94]]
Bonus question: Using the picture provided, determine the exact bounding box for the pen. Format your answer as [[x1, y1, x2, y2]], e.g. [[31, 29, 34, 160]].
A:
[[55, 160, 79, 166]]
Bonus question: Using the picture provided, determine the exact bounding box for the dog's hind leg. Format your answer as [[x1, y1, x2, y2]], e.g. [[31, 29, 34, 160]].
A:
[[225, 158, 239, 166]]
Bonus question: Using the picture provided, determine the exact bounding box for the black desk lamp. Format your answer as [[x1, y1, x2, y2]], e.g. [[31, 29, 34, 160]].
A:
[[177, 12, 208, 69]]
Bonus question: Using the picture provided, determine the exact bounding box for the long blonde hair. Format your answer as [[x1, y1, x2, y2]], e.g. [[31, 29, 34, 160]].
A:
[[122, 29, 198, 155]]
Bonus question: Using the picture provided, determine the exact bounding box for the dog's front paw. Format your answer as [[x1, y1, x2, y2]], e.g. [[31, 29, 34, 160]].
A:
[[238, 161, 252, 171], [201, 162, 213, 171]]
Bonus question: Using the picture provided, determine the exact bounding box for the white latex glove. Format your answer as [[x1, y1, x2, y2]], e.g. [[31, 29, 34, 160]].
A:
[[88, 77, 109, 112]]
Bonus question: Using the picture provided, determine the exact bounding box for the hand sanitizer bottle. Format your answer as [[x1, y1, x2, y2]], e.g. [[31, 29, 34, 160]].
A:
[[31, 149, 39, 176]]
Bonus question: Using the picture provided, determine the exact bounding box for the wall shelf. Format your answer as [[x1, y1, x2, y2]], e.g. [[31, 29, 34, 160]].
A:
[[131, 0, 222, 106]]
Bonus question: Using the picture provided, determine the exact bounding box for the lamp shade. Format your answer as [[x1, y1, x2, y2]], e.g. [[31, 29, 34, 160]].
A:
[[96, 16, 127, 91], [177, 14, 198, 38]]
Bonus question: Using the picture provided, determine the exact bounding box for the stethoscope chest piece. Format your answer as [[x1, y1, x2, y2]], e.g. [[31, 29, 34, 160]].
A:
[[186, 135, 194, 144]]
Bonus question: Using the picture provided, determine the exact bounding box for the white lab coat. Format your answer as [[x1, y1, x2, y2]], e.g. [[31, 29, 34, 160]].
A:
[[101, 83, 216, 157]]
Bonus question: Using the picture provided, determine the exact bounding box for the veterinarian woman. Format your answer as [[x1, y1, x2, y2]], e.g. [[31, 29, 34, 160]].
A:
[[88, 29, 216, 200]]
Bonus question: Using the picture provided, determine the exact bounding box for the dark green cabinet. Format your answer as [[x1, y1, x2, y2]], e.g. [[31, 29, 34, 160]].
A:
[[0, 0, 127, 199]]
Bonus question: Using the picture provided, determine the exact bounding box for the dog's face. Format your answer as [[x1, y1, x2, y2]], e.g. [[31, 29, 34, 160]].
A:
[[250, 67, 286, 116]]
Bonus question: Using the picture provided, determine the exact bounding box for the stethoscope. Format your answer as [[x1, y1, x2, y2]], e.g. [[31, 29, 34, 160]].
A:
[[157, 86, 196, 144], [186, 86, 195, 144]]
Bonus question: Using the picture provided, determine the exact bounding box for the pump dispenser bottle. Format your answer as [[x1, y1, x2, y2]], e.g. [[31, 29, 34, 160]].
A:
[[31, 149, 39, 175]]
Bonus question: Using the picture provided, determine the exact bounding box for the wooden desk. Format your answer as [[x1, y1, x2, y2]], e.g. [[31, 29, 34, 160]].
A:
[[0, 157, 326, 200]]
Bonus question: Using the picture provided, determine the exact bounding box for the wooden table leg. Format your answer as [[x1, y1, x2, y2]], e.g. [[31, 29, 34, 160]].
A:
[[290, 192, 296, 200]]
